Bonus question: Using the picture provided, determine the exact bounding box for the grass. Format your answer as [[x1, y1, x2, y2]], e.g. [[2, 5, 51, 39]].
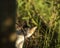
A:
[[17, 0, 60, 48]]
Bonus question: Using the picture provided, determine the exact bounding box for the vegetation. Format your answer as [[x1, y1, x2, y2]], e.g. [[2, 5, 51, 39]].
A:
[[17, 0, 60, 48]]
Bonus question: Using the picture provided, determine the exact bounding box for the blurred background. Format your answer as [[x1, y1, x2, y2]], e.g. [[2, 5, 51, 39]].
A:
[[0, 0, 16, 48], [0, 0, 60, 48]]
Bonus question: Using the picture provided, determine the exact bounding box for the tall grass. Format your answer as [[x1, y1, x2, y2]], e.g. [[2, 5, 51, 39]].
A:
[[17, 0, 60, 48]]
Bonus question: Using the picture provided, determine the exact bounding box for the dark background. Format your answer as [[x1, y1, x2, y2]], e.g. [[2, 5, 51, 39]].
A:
[[0, 0, 17, 48]]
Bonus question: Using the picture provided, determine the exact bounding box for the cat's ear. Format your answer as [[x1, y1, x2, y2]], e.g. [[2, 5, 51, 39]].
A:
[[25, 26, 37, 38]]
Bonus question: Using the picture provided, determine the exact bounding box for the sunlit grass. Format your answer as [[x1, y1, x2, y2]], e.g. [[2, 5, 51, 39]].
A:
[[17, 0, 60, 48]]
